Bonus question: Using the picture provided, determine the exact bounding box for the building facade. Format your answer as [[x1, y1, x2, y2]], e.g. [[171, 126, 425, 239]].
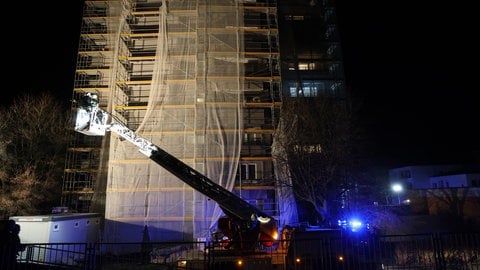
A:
[[389, 164, 480, 190], [61, 0, 344, 242]]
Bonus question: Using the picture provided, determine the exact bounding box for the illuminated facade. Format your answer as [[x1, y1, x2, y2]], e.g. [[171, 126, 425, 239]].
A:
[[61, 0, 344, 242]]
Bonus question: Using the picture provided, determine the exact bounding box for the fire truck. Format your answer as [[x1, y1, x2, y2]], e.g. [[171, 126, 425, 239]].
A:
[[74, 92, 278, 251]]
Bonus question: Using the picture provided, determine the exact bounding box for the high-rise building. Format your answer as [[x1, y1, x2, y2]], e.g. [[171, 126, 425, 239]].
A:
[[277, 0, 345, 99], [62, 0, 344, 243]]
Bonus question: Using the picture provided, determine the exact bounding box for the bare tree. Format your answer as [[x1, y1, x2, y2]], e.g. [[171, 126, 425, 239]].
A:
[[424, 187, 480, 230], [0, 93, 71, 219], [273, 94, 359, 225], [427, 188, 469, 217]]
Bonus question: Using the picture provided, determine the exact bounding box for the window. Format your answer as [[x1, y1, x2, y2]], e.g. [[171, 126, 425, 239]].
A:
[[240, 163, 256, 180], [244, 133, 263, 144], [298, 62, 317, 71], [284, 15, 304, 21], [288, 80, 325, 97], [302, 81, 324, 96]]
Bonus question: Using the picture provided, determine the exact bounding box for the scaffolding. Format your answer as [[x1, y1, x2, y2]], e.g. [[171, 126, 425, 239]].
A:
[[62, 0, 345, 244], [62, 0, 293, 243]]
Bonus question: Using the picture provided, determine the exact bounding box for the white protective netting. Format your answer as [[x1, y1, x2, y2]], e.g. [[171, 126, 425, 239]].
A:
[[103, 0, 246, 243]]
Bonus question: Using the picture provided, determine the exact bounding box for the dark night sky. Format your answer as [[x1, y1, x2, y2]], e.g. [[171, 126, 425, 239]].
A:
[[3, 1, 84, 107], [3, 1, 479, 168], [335, 0, 479, 167]]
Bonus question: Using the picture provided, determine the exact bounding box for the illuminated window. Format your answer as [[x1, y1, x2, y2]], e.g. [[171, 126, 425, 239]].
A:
[[302, 82, 317, 96], [288, 81, 325, 97], [289, 86, 298, 97], [298, 62, 317, 70], [302, 81, 325, 97], [298, 63, 308, 70]]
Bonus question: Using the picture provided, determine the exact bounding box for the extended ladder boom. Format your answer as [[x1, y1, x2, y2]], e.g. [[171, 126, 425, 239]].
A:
[[74, 93, 278, 248]]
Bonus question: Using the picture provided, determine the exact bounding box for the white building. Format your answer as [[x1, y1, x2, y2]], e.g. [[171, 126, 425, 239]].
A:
[[430, 173, 480, 189], [388, 164, 478, 189]]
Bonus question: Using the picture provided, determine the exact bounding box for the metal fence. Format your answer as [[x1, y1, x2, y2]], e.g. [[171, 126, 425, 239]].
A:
[[1, 232, 479, 270], [286, 232, 480, 270]]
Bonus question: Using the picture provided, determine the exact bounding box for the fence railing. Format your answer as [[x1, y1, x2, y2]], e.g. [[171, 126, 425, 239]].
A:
[[1, 232, 479, 270]]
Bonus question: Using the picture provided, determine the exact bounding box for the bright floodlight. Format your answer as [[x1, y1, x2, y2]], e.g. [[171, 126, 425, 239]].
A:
[[392, 184, 403, 193], [392, 183, 403, 205]]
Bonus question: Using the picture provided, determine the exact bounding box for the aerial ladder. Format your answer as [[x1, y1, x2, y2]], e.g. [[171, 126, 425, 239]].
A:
[[73, 92, 278, 251]]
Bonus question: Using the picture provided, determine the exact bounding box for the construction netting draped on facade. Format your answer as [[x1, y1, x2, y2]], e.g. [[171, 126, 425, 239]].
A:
[[63, 0, 298, 244]]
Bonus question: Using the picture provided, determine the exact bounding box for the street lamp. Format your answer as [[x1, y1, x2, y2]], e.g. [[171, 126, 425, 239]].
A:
[[391, 183, 403, 205]]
